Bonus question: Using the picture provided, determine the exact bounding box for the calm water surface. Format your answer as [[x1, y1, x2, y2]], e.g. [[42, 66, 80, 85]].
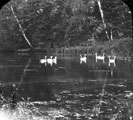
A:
[[0, 53, 133, 120]]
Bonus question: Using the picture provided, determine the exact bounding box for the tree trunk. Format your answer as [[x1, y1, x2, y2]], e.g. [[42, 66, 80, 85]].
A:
[[10, 5, 33, 48], [96, 0, 110, 41]]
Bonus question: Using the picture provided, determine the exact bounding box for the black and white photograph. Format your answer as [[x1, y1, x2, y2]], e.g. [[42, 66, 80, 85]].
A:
[[0, 0, 132, 119]]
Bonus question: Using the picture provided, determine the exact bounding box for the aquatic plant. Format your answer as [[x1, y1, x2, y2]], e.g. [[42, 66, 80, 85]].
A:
[[0, 101, 70, 120]]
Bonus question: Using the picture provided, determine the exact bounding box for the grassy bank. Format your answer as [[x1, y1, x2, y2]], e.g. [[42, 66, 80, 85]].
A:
[[0, 38, 132, 58]]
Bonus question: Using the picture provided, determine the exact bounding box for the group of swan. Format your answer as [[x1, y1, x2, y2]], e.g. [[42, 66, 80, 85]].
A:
[[80, 53, 116, 66], [40, 56, 57, 66], [95, 53, 116, 66]]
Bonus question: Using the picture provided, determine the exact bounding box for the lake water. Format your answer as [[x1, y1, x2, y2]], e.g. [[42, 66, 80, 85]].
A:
[[0, 53, 133, 120]]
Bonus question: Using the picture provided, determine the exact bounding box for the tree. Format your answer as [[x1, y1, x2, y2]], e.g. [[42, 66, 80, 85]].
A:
[[0, 0, 132, 51]]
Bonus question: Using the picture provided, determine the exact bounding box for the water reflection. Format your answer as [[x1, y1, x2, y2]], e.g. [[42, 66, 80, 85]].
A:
[[0, 53, 132, 119]]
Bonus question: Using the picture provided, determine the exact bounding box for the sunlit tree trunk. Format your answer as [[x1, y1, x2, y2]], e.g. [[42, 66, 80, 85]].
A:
[[10, 5, 33, 48], [96, 0, 110, 41]]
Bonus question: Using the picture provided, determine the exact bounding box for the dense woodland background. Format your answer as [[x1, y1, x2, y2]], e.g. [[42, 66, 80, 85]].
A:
[[0, 0, 132, 56]]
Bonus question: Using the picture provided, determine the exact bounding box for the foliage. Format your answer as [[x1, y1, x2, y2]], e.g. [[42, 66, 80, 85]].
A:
[[0, 0, 132, 54], [0, 97, 70, 120], [0, 83, 133, 120], [88, 37, 132, 57]]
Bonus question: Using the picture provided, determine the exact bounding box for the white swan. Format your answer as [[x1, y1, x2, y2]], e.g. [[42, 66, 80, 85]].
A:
[[47, 56, 53, 62], [108, 56, 116, 66], [40, 56, 47, 64], [53, 56, 57, 64], [95, 53, 105, 63], [80, 54, 87, 64], [47, 56, 53, 66]]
